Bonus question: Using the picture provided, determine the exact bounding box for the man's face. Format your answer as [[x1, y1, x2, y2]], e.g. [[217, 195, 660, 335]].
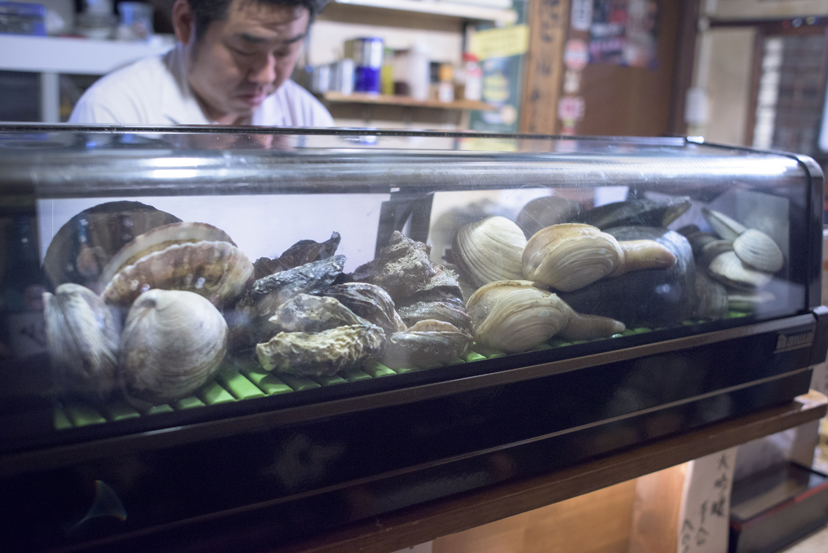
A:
[[186, 0, 309, 124]]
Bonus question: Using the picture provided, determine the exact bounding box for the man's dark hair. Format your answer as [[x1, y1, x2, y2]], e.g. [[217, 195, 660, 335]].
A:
[[187, 0, 328, 40]]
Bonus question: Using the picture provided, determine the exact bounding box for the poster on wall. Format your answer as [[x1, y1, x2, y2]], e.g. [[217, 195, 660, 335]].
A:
[[588, 0, 658, 68]]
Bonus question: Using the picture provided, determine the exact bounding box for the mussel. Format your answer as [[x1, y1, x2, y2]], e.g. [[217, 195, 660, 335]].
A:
[[119, 289, 228, 403]]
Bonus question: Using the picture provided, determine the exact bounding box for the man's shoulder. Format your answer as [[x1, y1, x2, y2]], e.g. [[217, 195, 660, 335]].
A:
[[266, 80, 334, 127], [88, 53, 172, 96]]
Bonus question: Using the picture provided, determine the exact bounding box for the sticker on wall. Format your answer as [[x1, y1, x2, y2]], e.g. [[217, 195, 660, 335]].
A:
[[563, 70, 582, 94], [571, 0, 593, 31], [563, 39, 589, 71], [558, 96, 585, 123]]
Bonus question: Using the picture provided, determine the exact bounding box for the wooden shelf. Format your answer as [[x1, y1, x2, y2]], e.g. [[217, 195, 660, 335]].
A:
[[277, 391, 828, 553], [321, 91, 497, 111], [329, 0, 517, 25]]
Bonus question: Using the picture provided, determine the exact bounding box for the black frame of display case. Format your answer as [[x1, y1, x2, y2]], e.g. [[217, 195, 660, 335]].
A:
[[0, 126, 827, 552]]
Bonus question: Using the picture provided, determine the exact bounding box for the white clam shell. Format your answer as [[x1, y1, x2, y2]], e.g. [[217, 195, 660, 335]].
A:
[[454, 216, 527, 288], [701, 208, 747, 241], [733, 228, 784, 273], [43, 283, 120, 399], [708, 251, 772, 291], [119, 289, 228, 402]]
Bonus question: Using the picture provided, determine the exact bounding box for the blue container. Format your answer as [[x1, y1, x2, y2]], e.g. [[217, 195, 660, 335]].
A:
[[352, 37, 383, 94], [0, 2, 46, 35]]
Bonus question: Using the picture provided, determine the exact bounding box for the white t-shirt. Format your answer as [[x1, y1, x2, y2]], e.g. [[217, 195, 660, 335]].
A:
[[69, 45, 334, 127]]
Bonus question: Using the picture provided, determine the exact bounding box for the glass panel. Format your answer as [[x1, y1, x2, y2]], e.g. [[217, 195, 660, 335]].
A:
[[0, 126, 816, 450]]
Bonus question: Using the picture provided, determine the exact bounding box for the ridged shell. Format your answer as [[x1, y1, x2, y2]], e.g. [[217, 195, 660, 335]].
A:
[[522, 224, 622, 292], [325, 282, 407, 335], [98, 221, 236, 290], [119, 289, 228, 402], [733, 228, 784, 273], [102, 240, 253, 308], [256, 323, 385, 376], [708, 251, 772, 290], [267, 294, 366, 334], [43, 283, 120, 400], [694, 271, 728, 320], [453, 216, 527, 289], [382, 320, 472, 369]]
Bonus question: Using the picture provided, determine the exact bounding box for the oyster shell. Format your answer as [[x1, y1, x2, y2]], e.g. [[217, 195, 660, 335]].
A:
[[120, 289, 228, 403], [253, 232, 341, 279], [466, 280, 624, 353], [452, 216, 527, 288], [397, 297, 473, 333], [256, 323, 386, 376], [43, 283, 120, 400], [522, 223, 676, 292], [708, 251, 772, 291], [733, 228, 784, 273], [516, 196, 583, 238], [102, 240, 253, 308], [267, 294, 366, 334], [369, 231, 436, 301], [323, 282, 406, 336], [382, 320, 472, 369], [43, 201, 181, 291]]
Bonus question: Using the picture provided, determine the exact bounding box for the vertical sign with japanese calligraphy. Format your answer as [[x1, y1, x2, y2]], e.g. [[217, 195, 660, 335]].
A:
[[676, 447, 738, 553]]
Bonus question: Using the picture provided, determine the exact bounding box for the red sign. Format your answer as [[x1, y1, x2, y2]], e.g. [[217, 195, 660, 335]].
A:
[[558, 96, 585, 122], [563, 39, 589, 71]]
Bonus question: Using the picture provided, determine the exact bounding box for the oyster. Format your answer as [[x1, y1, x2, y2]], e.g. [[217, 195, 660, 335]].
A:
[[516, 196, 583, 238], [369, 231, 436, 301], [253, 232, 341, 279], [702, 208, 783, 273], [397, 297, 473, 333], [238, 255, 346, 319], [571, 196, 691, 229], [102, 240, 253, 309], [267, 294, 366, 334], [452, 216, 527, 288], [43, 283, 120, 400], [466, 280, 624, 353], [120, 289, 228, 403], [43, 201, 181, 291], [322, 282, 406, 336], [256, 323, 386, 376], [522, 223, 676, 292], [382, 320, 472, 369], [708, 251, 772, 291]]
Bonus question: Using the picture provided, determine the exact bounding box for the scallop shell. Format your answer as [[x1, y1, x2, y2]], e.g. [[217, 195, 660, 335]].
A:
[[733, 228, 784, 273], [102, 240, 253, 308], [466, 280, 624, 353], [453, 216, 527, 289], [43, 283, 120, 400], [98, 221, 236, 290], [708, 251, 772, 291], [119, 289, 228, 402]]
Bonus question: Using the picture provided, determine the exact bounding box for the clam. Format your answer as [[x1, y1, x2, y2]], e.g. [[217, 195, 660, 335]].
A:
[[733, 229, 784, 273], [728, 290, 776, 311], [522, 224, 676, 292], [708, 251, 772, 291], [43, 283, 120, 400], [452, 216, 527, 289], [466, 280, 624, 353], [382, 320, 472, 369], [119, 289, 228, 403], [102, 240, 253, 309], [694, 271, 728, 320], [702, 208, 784, 273], [256, 323, 385, 376], [516, 196, 583, 238]]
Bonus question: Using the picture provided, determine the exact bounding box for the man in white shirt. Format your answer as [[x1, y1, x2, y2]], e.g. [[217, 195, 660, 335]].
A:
[[69, 0, 334, 127]]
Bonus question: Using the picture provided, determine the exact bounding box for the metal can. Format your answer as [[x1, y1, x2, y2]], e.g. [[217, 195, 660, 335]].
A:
[[351, 37, 383, 94]]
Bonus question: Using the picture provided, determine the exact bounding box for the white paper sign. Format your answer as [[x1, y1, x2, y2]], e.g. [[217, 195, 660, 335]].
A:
[[677, 447, 738, 553], [571, 0, 594, 31]]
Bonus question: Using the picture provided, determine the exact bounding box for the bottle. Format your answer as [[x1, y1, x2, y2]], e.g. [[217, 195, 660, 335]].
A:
[[437, 63, 454, 102], [457, 53, 482, 101], [407, 41, 430, 101]]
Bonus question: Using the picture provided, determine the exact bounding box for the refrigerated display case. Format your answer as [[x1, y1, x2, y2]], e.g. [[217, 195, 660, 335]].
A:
[[0, 124, 826, 552]]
